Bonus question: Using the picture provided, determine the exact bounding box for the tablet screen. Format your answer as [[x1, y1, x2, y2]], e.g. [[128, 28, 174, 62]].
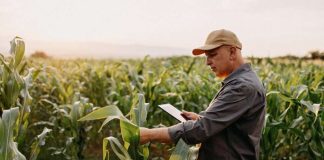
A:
[[158, 104, 187, 122]]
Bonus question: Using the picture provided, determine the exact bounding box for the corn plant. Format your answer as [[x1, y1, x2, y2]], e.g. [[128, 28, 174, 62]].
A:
[[259, 60, 323, 159], [0, 37, 51, 160], [29, 127, 52, 160], [35, 93, 94, 159], [79, 94, 150, 160], [79, 92, 202, 160]]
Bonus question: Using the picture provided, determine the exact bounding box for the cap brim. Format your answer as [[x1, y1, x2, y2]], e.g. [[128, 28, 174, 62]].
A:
[[192, 44, 223, 55]]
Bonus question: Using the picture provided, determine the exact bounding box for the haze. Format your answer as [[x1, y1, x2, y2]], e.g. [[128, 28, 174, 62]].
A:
[[1, 0, 324, 59]]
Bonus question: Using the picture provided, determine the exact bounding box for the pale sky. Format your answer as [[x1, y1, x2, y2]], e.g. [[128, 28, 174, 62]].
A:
[[1, 0, 324, 58]]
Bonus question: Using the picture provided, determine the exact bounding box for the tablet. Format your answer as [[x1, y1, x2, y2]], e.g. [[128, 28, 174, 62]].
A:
[[158, 104, 187, 122]]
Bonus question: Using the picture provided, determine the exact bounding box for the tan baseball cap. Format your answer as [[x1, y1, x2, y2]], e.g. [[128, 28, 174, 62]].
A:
[[192, 29, 242, 55]]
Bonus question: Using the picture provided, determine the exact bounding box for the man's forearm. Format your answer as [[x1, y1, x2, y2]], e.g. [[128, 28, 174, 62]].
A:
[[140, 127, 172, 144]]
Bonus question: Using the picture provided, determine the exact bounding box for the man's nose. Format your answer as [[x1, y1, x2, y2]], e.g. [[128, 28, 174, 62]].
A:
[[206, 57, 212, 66]]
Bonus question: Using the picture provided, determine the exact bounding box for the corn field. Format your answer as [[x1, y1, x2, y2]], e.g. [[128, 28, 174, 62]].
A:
[[0, 38, 323, 160]]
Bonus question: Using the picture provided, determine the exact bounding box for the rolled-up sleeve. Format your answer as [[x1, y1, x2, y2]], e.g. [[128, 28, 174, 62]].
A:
[[168, 81, 254, 145]]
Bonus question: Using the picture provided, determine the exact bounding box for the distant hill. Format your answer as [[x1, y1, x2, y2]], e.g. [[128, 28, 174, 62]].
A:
[[21, 41, 191, 59]]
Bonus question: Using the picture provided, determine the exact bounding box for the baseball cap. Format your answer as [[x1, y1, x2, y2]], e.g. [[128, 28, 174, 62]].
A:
[[192, 29, 242, 55]]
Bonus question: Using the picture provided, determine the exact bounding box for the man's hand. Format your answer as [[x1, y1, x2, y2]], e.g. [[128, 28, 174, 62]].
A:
[[139, 127, 172, 144], [181, 111, 200, 120]]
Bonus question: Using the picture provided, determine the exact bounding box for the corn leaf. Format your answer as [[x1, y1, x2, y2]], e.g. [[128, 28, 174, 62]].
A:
[[13, 38, 25, 68], [103, 136, 132, 160], [29, 127, 52, 160], [78, 105, 123, 121], [169, 139, 191, 160], [300, 100, 320, 117], [289, 116, 303, 128], [0, 107, 26, 160]]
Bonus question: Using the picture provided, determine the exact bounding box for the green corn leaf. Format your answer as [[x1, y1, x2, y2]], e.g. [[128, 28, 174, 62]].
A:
[[294, 85, 308, 99], [103, 137, 132, 160], [79, 97, 147, 160], [0, 107, 26, 160], [133, 108, 140, 126], [308, 144, 322, 158], [20, 68, 34, 100], [9, 38, 17, 55], [169, 139, 191, 160], [120, 120, 142, 160], [289, 116, 303, 128], [29, 127, 52, 160], [266, 91, 280, 97], [137, 94, 144, 126], [14, 38, 25, 68], [287, 128, 306, 141], [130, 94, 149, 127], [278, 93, 293, 103], [0, 56, 13, 74], [4, 74, 21, 109], [263, 113, 270, 131], [70, 101, 81, 128], [279, 106, 290, 120], [96, 109, 143, 159], [135, 94, 148, 127], [300, 100, 320, 117], [120, 119, 139, 145], [78, 105, 124, 121], [98, 116, 122, 132]]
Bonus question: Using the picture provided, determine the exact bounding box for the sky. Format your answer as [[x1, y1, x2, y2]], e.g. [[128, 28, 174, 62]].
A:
[[1, 0, 324, 58]]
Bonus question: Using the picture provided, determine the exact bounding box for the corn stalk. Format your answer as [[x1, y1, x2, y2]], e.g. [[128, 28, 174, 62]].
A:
[[0, 37, 51, 160], [79, 94, 150, 160]]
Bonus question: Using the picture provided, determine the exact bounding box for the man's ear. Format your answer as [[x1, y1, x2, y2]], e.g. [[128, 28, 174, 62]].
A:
[[229, 47, 236, 60]]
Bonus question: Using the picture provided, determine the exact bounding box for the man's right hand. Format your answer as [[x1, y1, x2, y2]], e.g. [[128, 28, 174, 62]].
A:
[[181, 111, 200, 120], [139, 127, 172, 144]]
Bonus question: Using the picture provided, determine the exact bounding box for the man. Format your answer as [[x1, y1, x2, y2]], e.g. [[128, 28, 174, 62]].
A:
[[140, 29, 266, 160]]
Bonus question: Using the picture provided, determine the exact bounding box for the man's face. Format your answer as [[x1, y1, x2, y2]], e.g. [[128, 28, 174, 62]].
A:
[[204, 45, 234, 78]]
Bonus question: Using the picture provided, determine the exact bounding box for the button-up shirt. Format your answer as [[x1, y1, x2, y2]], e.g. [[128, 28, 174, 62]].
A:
[[168, 63, 266, 160]]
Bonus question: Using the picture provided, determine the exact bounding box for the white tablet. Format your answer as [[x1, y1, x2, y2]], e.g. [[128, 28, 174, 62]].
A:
[[158, 104, 187, 122]]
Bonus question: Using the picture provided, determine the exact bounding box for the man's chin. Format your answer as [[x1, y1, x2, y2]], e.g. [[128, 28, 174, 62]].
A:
[[216, 72, 228, 78], [211, 69, 227, 78]]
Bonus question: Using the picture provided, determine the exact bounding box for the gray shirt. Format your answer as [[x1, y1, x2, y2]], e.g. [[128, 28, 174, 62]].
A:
[[168, 63, 266, 160]]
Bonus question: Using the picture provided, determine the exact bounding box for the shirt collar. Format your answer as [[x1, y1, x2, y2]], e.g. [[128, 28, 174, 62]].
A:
[[222, 63, 252, 86]]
